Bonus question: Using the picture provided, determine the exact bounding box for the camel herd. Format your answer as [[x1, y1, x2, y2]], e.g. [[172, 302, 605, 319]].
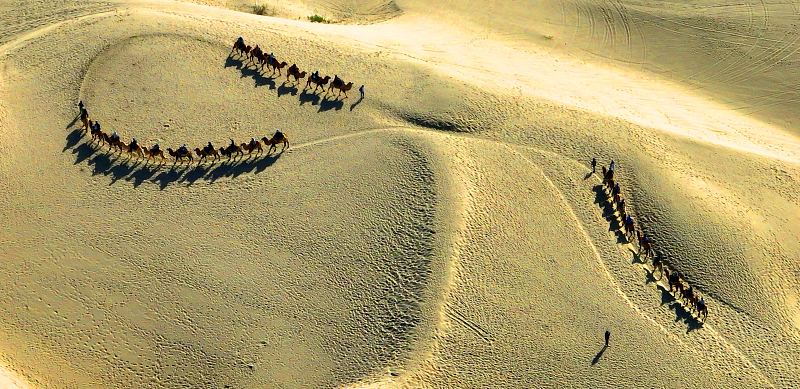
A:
[[231, 38, 356, 98], [78, 103, 288, 164], [600, 162, 709, 322]]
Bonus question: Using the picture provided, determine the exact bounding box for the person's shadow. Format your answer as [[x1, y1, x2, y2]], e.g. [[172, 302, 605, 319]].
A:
[[591, 345, 608, 365], [350, 96, 363, 111]]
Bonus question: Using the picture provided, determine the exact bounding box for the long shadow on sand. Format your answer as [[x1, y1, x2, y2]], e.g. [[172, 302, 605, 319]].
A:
[[591, 345, 607, 365], [591, 180, 704, 332], [64, 124, 283, 189], [657, 282, 704, 333], [225, 55, 350, 110], [593, 184, 628, 244]]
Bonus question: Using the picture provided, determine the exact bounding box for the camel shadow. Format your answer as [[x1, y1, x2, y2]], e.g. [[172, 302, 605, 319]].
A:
[[318, 96, 344, 112], [644, 267, 659, 284], [659, 284, 676, 306], [181, 164, 210, 186], [277, 82, 298, 97], [299, 89, 321, 106], [129, 165, 160, 188], [63, 125, 83, 152], [226, 56, 276, 89], [206, 151, 281, 181], [152, 167, 184, 190], [72, 143, 98, 165], [593, 185, 626, 243], [591, 346, 607, 365], [669, 302, 704, 333], [350, 96, 363, 111]]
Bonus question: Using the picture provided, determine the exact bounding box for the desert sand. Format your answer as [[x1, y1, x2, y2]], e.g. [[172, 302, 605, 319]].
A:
[[1, 0, 799, 387]]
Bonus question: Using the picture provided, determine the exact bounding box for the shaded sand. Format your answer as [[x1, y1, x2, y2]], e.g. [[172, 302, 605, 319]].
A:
[[1, 0, 800, 388]]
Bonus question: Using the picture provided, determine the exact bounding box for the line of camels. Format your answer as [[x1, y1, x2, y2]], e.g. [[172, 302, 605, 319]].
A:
[[601, 163, 709, 322], [231, 38, 356, 99], [78, 105, 289, 164]]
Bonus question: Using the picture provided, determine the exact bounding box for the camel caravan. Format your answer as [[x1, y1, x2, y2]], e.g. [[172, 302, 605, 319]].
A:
[[231, 37, 356, 99], [598, 160, 709, 323], [78, 102, 289, 165]]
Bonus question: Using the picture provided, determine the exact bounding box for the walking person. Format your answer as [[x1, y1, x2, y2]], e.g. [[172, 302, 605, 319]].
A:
[[605, 330, 610, 347], [78, 100, 84, 112], [591, 157, 596, 172], [359, 84, 364, 99]]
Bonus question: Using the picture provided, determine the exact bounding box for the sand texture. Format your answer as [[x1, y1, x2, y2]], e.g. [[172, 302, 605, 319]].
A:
[[1, 0, 799, 388]]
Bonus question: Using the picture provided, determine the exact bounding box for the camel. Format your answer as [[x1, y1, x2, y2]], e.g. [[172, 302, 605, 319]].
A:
[[241, 140, 263, 154], [261, 134, 289, 154], [612, 192, 622, 210], [682, 286, 695, 308], [306, 75, 331, 92], [194, 147, 220, 162], [651, 252, 663, 279], [268, 57, 288, 75], [668, 271, 683, 296], [144, 146, 165, 161], [697, 299, 708, 321], [90, 122, 104, 142], [249, 46, 263, 65], [331, 81, 354, 98], [606, 178, 615, 193], [109, 138, 127, 153], [167, 148, 193, 163], [219, 144, 244, 159], [640, 240, 652, 258], [604, 167, 615, 183], [286, 65, 307, 83], [231, 41, 251, 58], [623, 217, 635, 240], [127, 142, 145, 158]]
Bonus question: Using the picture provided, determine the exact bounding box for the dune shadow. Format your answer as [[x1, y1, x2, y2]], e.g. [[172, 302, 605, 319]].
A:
[[350, 96, 363, 111], [591, 346, 607, 365]]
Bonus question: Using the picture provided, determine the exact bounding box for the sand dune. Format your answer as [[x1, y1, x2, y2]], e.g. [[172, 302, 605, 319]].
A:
[[1, 0, 799, 388]]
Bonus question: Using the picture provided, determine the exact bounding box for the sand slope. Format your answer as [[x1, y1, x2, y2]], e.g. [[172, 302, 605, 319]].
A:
[[1, 0, 800, 388]]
